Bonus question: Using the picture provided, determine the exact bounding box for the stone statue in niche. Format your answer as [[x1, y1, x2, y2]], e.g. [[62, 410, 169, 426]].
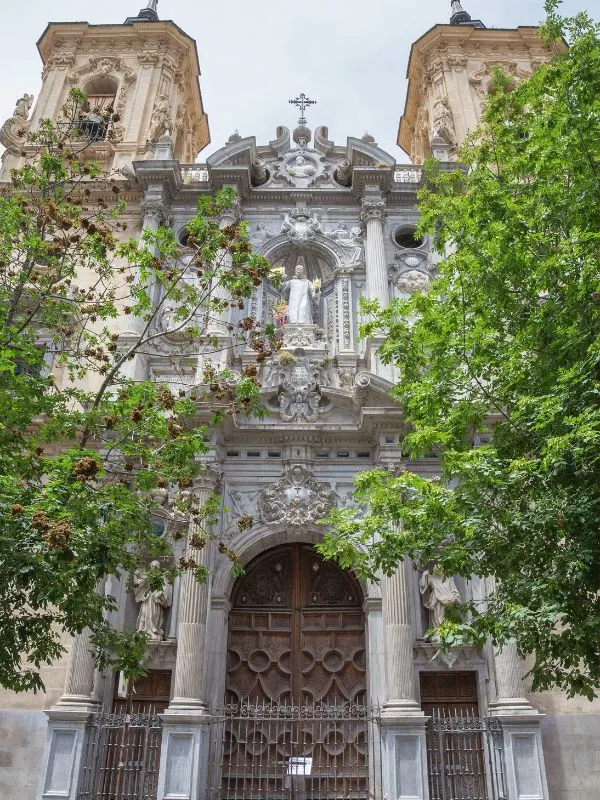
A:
[[419, 568, 462, 633], [147, 94, 171, 143], [13, 94, 33, 121], [282, 264, 321, 324], [133, 560, 173, 641]]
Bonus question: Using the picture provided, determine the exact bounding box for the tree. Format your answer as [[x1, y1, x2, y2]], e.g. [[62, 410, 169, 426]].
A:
[[320, 3, 600, 699], [0, 89, 279, 693]]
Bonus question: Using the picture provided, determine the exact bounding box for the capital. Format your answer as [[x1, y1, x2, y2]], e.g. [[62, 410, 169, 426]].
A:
[[140, 198, 168, 224], [360, 197, 387, 227], [219, 197, 242, 227]]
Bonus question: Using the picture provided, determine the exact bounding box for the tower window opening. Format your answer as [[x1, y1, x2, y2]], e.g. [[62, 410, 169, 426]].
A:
[[76, 77, 118, 143]]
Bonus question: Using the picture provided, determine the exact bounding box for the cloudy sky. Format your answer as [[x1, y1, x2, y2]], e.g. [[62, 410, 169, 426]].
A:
[[0, 0, 596, 161]]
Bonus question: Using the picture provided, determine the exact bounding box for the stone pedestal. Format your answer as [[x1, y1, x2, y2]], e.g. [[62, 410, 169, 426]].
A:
[[38, 630, 99, 799], [381, 560, 429, 800], [37, 710, 91, 800]]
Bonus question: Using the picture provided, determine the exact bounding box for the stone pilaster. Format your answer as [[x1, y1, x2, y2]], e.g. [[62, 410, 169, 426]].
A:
[[360, 196, 388, 308], [335, 269, 355, 354]]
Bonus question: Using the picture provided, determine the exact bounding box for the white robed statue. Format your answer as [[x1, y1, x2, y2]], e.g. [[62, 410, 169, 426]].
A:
[[419, 568, 462, 631], [134, 560, 173, 641], [282, 264, 320, 324]]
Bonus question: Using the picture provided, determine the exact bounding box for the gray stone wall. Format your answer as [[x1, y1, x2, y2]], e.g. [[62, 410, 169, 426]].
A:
[[542, 714, 600, 800], [0, 711, 47, 800]]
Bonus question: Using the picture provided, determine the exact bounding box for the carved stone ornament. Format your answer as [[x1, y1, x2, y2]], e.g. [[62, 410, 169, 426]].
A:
[[147, 94, 172, 144], [258, 465, 337, 527], [0, 95, 33, 149], [281, 208, 322, 244], [431, 96, 457, 147], [326, 223, 363, 266], [276, 351, 322, 423], [396, 269, 430, 294]]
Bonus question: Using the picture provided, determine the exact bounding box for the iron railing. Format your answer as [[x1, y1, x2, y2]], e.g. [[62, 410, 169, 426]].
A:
[[205, 701, 382, 800], [425, 709, 507, 800], [77, 709, 163, 800]]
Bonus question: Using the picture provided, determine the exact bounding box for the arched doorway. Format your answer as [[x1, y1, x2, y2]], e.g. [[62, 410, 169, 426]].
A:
[[215, 544, 376, 800], [227, 543, 366, 706]]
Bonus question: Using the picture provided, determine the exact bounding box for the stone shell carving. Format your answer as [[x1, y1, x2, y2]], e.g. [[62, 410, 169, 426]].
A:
[[396, 269, 430, 294], [258, 465, 337, 527]]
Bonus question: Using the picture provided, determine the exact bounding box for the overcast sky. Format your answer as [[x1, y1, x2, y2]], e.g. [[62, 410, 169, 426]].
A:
[[0, 0, 596, 162]]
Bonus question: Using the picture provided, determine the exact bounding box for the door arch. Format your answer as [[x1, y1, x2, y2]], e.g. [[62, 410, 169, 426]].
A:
[[226, 543, 366, 706]]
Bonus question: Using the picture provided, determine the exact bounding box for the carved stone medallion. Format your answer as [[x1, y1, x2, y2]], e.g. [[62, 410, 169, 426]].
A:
[[258, 465, 337, 527]]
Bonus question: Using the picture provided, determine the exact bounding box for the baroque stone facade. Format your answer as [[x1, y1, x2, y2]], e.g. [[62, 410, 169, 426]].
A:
[[0, 4, 598, 800]]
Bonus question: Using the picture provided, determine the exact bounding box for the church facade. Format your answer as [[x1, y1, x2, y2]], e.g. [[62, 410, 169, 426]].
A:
[[0, 3, 598, 800]]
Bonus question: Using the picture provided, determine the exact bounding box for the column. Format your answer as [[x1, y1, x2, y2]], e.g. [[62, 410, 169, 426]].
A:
[[488, 580, 549, 799], [360, 194, 394, 381], [196, 196, 239, 378], [38, 632, 98, 800], [360, 194, 388, 307], [382, 560, 421, 712], [381, 559, 429, 800], [157, 465, 221, 800]]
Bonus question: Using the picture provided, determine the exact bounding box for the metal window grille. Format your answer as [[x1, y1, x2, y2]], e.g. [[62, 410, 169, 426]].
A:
[[425, 709, 507, 800], [76, 709, 162, 800], [205, 701, 383, 800]]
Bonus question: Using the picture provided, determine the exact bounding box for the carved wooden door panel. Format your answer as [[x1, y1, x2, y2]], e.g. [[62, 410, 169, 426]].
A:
[[223, 544, 368, 800], [227, 544, 365, 705]]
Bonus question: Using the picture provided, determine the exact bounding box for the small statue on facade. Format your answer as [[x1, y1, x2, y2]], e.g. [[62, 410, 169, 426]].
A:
[[13, 94, 33, 121], [327, 222, 363, 265], [431, 96, 456, 146], [419, 568, 462, 633], [287, 155, 316, 178], [281, 264, 320, 324], [133, 560, 173, 641], [147, 94, 171, 143]]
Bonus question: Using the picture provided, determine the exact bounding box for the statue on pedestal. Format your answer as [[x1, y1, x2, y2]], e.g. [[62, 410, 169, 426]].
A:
[[133, 560, 173, 641], [13, 94, 33, 121], [419, 568, 462, 632], [281, 264, 320, 324]]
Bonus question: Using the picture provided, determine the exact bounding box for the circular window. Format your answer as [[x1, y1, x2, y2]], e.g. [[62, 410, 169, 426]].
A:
[[177, 227, 192, 247], [393, 226, 425, 249]]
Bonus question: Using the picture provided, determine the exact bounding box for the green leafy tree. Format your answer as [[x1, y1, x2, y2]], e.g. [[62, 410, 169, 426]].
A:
[[0, 89, 279, 692], [320, 3, 600, 699]]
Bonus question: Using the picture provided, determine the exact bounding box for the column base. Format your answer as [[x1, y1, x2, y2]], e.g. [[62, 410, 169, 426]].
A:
[[489, 697, 535, 716]]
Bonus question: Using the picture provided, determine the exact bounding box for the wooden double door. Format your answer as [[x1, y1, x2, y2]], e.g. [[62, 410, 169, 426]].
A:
[[221, 544, 369, 800], [226, 543, 366, 706]]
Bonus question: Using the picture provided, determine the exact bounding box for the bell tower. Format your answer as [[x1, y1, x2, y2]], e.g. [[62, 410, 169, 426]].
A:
[[398, 1, 562, 162], [0, 2, 210, 178]]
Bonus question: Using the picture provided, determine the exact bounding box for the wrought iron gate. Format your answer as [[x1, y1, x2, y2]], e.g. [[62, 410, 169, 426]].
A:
[[77, 710, 162, 800], [425, 710, 507, 800], [206, 701, 382, 800]]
